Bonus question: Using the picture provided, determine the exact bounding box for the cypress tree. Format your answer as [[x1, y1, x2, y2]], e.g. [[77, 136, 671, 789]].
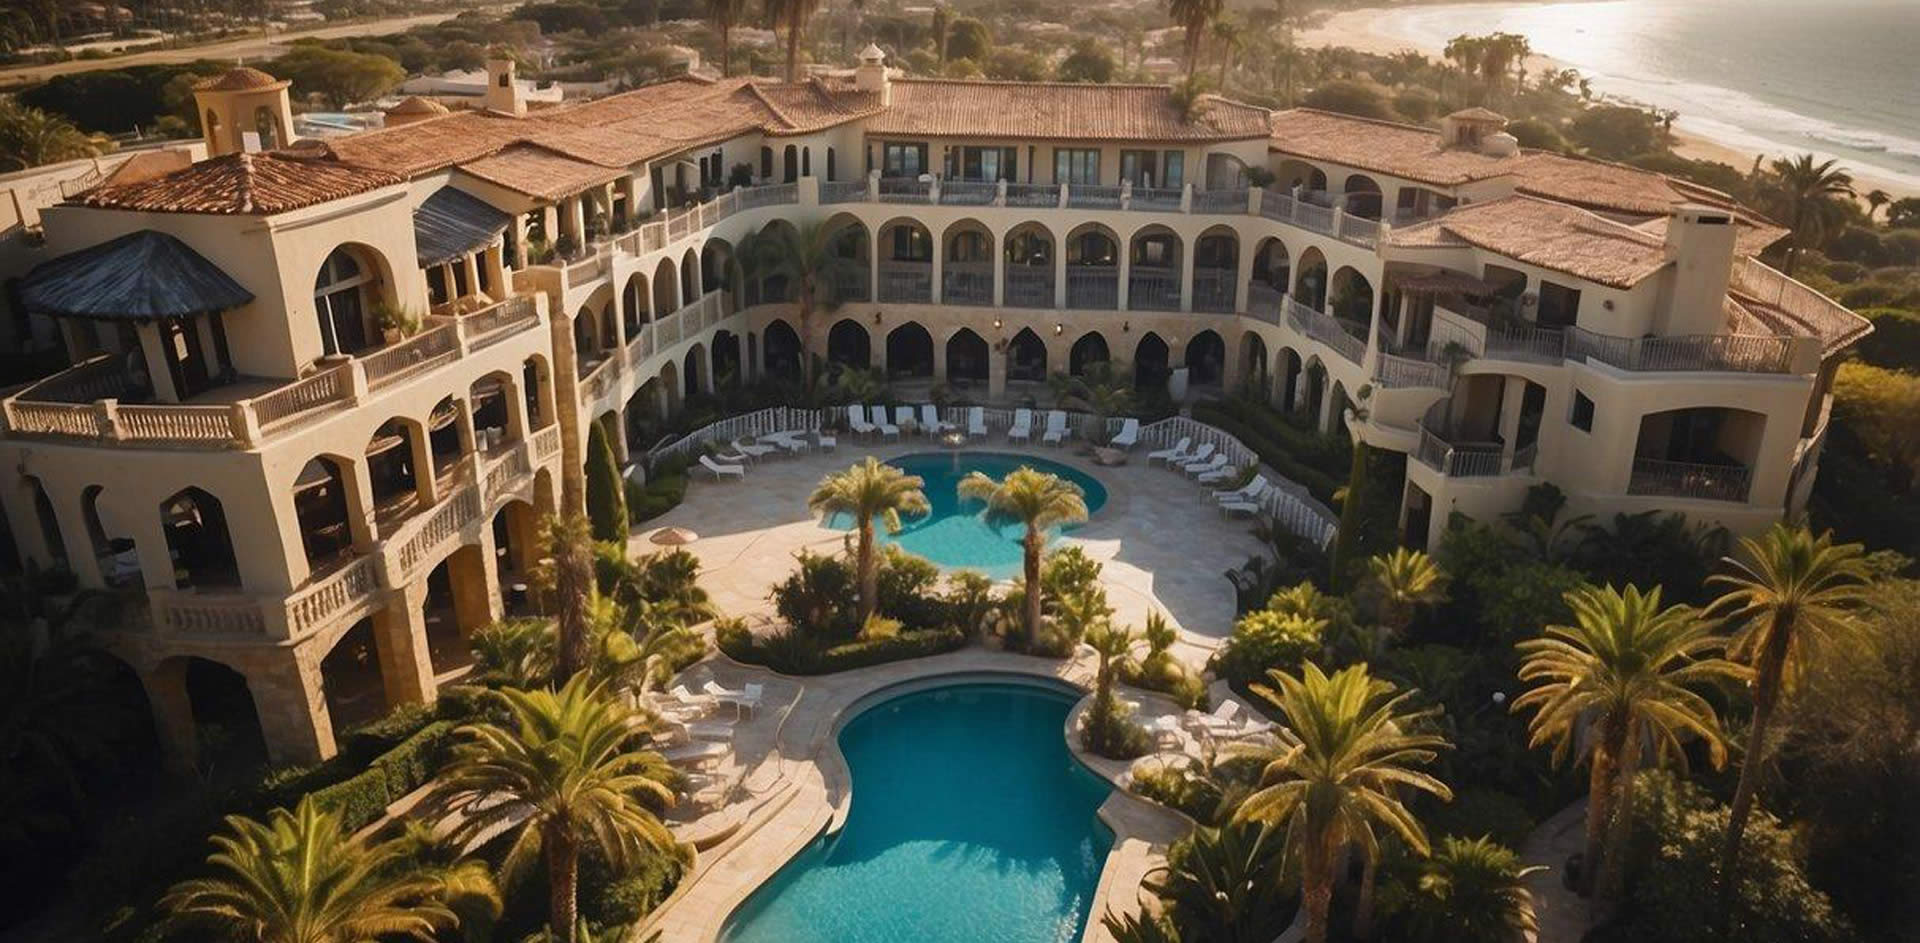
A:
[[585, 417, 628, 542]]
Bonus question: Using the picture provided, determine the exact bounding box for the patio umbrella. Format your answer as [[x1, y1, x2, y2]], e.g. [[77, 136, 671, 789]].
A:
[[650, 526, 699, 546]]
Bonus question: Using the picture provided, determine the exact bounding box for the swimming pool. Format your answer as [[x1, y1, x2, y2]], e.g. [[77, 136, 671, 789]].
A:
[[825, 452, 1108, 578], [720, 682, 1114, 943]]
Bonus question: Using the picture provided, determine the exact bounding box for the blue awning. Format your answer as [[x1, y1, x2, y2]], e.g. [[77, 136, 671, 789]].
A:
[[21, 230, 253, 321], [413, 187, 510, 268]]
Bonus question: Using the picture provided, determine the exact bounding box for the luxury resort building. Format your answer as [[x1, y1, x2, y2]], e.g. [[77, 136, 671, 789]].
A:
[[0, 50, 1864, 767]]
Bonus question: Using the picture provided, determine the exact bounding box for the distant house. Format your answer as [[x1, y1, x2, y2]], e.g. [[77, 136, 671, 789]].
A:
[[398, 68, 566, 105]]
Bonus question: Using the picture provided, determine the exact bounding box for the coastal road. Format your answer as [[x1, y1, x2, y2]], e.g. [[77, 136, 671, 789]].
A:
[[0, 6, 514, 87]]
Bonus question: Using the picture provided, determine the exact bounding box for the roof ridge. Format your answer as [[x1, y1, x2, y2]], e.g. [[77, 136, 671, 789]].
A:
[[744, 83, 797, 129], [235, 152, 257, 214]]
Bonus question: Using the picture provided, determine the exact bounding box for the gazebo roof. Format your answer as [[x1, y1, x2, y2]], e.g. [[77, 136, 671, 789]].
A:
[[21, 230, 253, 320]]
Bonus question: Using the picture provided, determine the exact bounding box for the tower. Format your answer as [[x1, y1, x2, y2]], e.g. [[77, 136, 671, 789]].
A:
[[192, 66, 294, 156], [483, 57, 526, 117]]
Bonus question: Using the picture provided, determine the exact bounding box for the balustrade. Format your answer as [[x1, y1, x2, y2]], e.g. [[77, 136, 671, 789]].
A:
[[1066, 266, 1119, 309], [1628, 458, 1753, 502], [878, 262, 933, 303]]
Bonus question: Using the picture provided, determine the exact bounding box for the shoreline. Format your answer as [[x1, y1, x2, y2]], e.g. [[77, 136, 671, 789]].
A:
[[1296, 3, 1919, 200]]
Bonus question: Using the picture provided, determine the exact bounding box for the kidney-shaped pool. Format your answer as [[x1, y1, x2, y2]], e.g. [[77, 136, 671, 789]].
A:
[[720, 682, 1114, 943]]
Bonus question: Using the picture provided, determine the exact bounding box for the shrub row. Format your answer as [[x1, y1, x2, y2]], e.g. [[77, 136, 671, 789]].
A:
[[718, 622, 968, 675], [305, 720, 460, 831], [1190, 401, 1345, 503]]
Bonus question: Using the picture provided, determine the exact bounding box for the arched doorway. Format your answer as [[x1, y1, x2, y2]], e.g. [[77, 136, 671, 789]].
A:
[[170, 655, 265, 765], [1238, 333, 1269, 398], [1295, 247, 1329, 311], [877, 218, 934, 304], [946, 328, 988, 385], [1185, 330, 1226, 388], [319, 618, 387, 739], [1251, 237, 1291, 311], [159, 487, 239, 589], [827, 319, 871, 370], [763, 319, 802, 378], [711, 329, 742, 388], [293, 457, 354, 571], [1127, 225, 1182, 311], [1134, 333, 1171, 391], [621, 272, 650, 334], [942, 221, 993, 304], [1279, 348, 1303, 412], [682, 344, 706, 398], [1003, 222, 1055, 309], [365, 419, 423, 521], [651, 257, 678, 316], [1069, 332, 1110, 376], [1330, 266, 1376, 337], [1007, 327, 1047, 383], [885, 322, 934, 379], [1194, 227, 1239, 313], [1343, 173, 1383, 220], [1065, 223, 1119, 309]]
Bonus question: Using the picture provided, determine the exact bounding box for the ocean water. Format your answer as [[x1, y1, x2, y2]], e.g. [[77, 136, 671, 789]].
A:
[[719, 683, 1114, 943], [1376, 0, 1920, 190], [822, 451, 1109, 578]]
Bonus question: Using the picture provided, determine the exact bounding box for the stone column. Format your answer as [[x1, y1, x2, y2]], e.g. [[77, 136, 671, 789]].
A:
[[988, 342, 1008, 398], [253, 658, 334, 765], [1178, 242, 1197, 314], [404, 419, 440, 506], [133, 320, 180, 402], [373, 581, 438, 707], [449, 538, 502, 634], [143, 660, 201, 773], [341, 457, 379, 549], [1497, 377, 1528, 467]]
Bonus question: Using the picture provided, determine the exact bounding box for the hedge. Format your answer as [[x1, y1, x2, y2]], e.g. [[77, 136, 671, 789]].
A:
[[1190, 401, 1345, 502], [1852, 307, 1920, 372], [718, 623, 969, 675], [305, 720, 460, 831]]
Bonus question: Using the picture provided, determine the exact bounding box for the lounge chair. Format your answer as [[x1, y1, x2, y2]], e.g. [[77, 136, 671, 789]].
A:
[[732, 437, 777, 461], [1196, 463, 1240, 485], [847, 404, 876, 437], [966, 406, 988, 440], [703, 679, 763, 718], [1215, 474, 1269, 504], [761, 430, 810, 455], [1041, 410, 1069, 445], [1146, 436, 1191, 466], [895, 405, 918, 435], [1008, 408, 1034, 443], [1183, 454, 1228, 479], [870, 404, 900, 440], [1218, 498, 1262, 519], [814, 428, 837, 451], [1171, 442, 1215, 471], [920, 404, 954, 435], [1183, 701, 1245, 737], [700, 454, 745, 481], [1109, 417, 1140, 450]]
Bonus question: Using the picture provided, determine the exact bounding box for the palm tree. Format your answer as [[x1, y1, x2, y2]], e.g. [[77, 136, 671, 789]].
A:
[[1228, 662, 1453, 943], [428, 677, 678, 941], [807, 457, 930, 628], [1766, 154, 1854, 275], [1512, 584, 1741, 899], [1165, 0, 1224, 83], [623, 600, 710, 691], [1396, 836, 1544, 943], [1049, 360, 1133, 445], [1112, 820, 1294, 942], [957, 467, 1090, 648], [164, 797, 484, 943], [0, 97, 106, 172], [739, 221, 860, 386], [763, 0, 824, 82], [1365, 548, 1446, 641], [1085, 620, 1136, 704], [1864, 187, 1891, 222], [534, 512, 596, 685], [705, 0, 748, 76], [1211, 18, 1243, 89], [470, 618, 557, 688], [1707, 524, 1870, 904]]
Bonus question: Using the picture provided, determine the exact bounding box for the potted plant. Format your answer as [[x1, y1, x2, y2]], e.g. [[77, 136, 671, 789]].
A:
[[374, 302, 421, 344]]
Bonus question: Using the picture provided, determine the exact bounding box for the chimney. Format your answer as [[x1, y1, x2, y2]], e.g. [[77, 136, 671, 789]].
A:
[[1660, 204, 1739, 336], [855, 44, 890, 105], [483, 57, 525, 117]]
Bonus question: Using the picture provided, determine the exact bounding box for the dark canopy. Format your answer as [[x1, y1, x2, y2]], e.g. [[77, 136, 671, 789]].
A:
[[21, 229, 252, 320], [413, 187, 510, 268]]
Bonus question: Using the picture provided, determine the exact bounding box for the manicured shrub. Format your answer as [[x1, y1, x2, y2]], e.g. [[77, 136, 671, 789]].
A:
[[723, 624, 969, 675], [305, 720, 459, 833], [585, 417, 629, 541], [1210, 608, 1324, 687]]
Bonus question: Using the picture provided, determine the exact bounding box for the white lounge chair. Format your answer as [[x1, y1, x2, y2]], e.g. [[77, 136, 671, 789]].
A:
[[732, 437, 777, 461], [1215, 474, 1269, 504], [920, 404, 954, 435], [1146, 436, 1191, 466], [1109, 417, 1140, 450], [1197, 463, 1240, 485], [1183, 454, 1228, 479], [1008, 408, 1033, 443], [846, 404, 876, 437], [1171, 442, 1215, 471], [761, 430, 810, 455], [966, 406, 988, 440], [700, 454, 745, 481], [1041, 410, 1069, 445], [814, 428, 837, 451], [703, 680, 763, 719], [1218, 498, 1262, 519], [894, 405, 918, 435], [870, 404, 900, 440]]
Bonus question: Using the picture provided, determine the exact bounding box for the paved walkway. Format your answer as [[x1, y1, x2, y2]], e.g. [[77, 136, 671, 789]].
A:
[[1521, 799, 1591, 942]]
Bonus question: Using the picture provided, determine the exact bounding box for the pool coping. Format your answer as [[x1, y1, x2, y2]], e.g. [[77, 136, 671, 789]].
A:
[[634, 649, 1193, 943]]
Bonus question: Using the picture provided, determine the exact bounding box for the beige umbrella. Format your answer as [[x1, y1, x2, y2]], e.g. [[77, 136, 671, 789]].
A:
[[650, 526, 699, 546]]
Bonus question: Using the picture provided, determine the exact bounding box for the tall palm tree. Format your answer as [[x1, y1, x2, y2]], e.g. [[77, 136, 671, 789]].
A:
[[1863, 187, 1891, 222], [705, 0, 748, 76], [1211, 18, 1243, 89], [957, 467, 1089, 648], [807, 457, 930, 628], [0, 98, 106, 172], [428, 678, 678, 940], [739, 221, 860, 386], [763, 0, 823, 82], [534, 512, 596, 685], [1084, 620, 1136, 705], [163, 797, 486, 943], [1707, 524, 1871, 904], [1512, 584, 1741, 899], [1165, 0, 1224, 83], [1766, 154, 1854, 275], [1365, 548, 1446, 641], [1228, 662, 1453, 943]]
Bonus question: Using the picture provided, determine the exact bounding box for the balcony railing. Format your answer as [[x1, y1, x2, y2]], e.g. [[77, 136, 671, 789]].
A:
[[939, 180, 997, 206], [1129, 268, 1180, 311], [1, 296, 542, 450], [943, 263, 992, 305], [1565, 327, 1796, 374], [877, 177, 930, 203], [1132, 187, 1182, 212], [878, 261, 933, 303], [1192, 188, 1247, 215], [820, 179, 867, 204], [828, 268, 870, 303], [1066, 266, 1119, 309], [1284, 297, 1367, 365], [1373, 350, 1449, 390], [1005, 183, 1058, 208], [1246, 282, 1285, 326], [1005, 265, 1054, 308], [1065, 185, 1122, 210], [1628, 457, 1753, 503], [1193, 268, 1236, 313], [1414, 425, 1505, 478]]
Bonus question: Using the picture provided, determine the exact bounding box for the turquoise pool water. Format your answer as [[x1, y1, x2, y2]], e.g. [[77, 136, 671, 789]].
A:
[[720, 683, 1115, 943], [825, 452, 1108, 578]]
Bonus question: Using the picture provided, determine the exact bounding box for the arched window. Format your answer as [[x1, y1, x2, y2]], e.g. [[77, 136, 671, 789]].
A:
[[253, 106, 280, 149], [760, 146, 773, 179], [161, 487, 239, 589], [802, 147, 812, 178], [826, 147, 836, 182], [783, 145, 798, 183], [313, 248, 371, 356]]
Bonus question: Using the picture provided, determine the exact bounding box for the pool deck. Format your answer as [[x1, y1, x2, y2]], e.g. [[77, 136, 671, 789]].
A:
[[635, 650, 1222, 943], [637, 437, 1270, 662]]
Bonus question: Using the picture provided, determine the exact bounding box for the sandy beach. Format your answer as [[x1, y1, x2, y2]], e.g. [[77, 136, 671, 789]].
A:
[[1296, 4, 1919, 200]]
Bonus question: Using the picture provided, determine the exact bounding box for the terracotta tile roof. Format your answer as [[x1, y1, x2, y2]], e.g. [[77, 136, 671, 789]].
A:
[[1446, 107, 1508, 123], [386, 95, 450, 116], [1270, 108, 1520, 186], [1507, 151, 1743, 218], [326, 108, 532, 178], [1631, 211, 1788, 259], [74, 150, 402, 215], [861, 78, 1271, 142], [457, 143, 626, 201], [196, 67, 288, 92], [1390, 196, 1673, 289]]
